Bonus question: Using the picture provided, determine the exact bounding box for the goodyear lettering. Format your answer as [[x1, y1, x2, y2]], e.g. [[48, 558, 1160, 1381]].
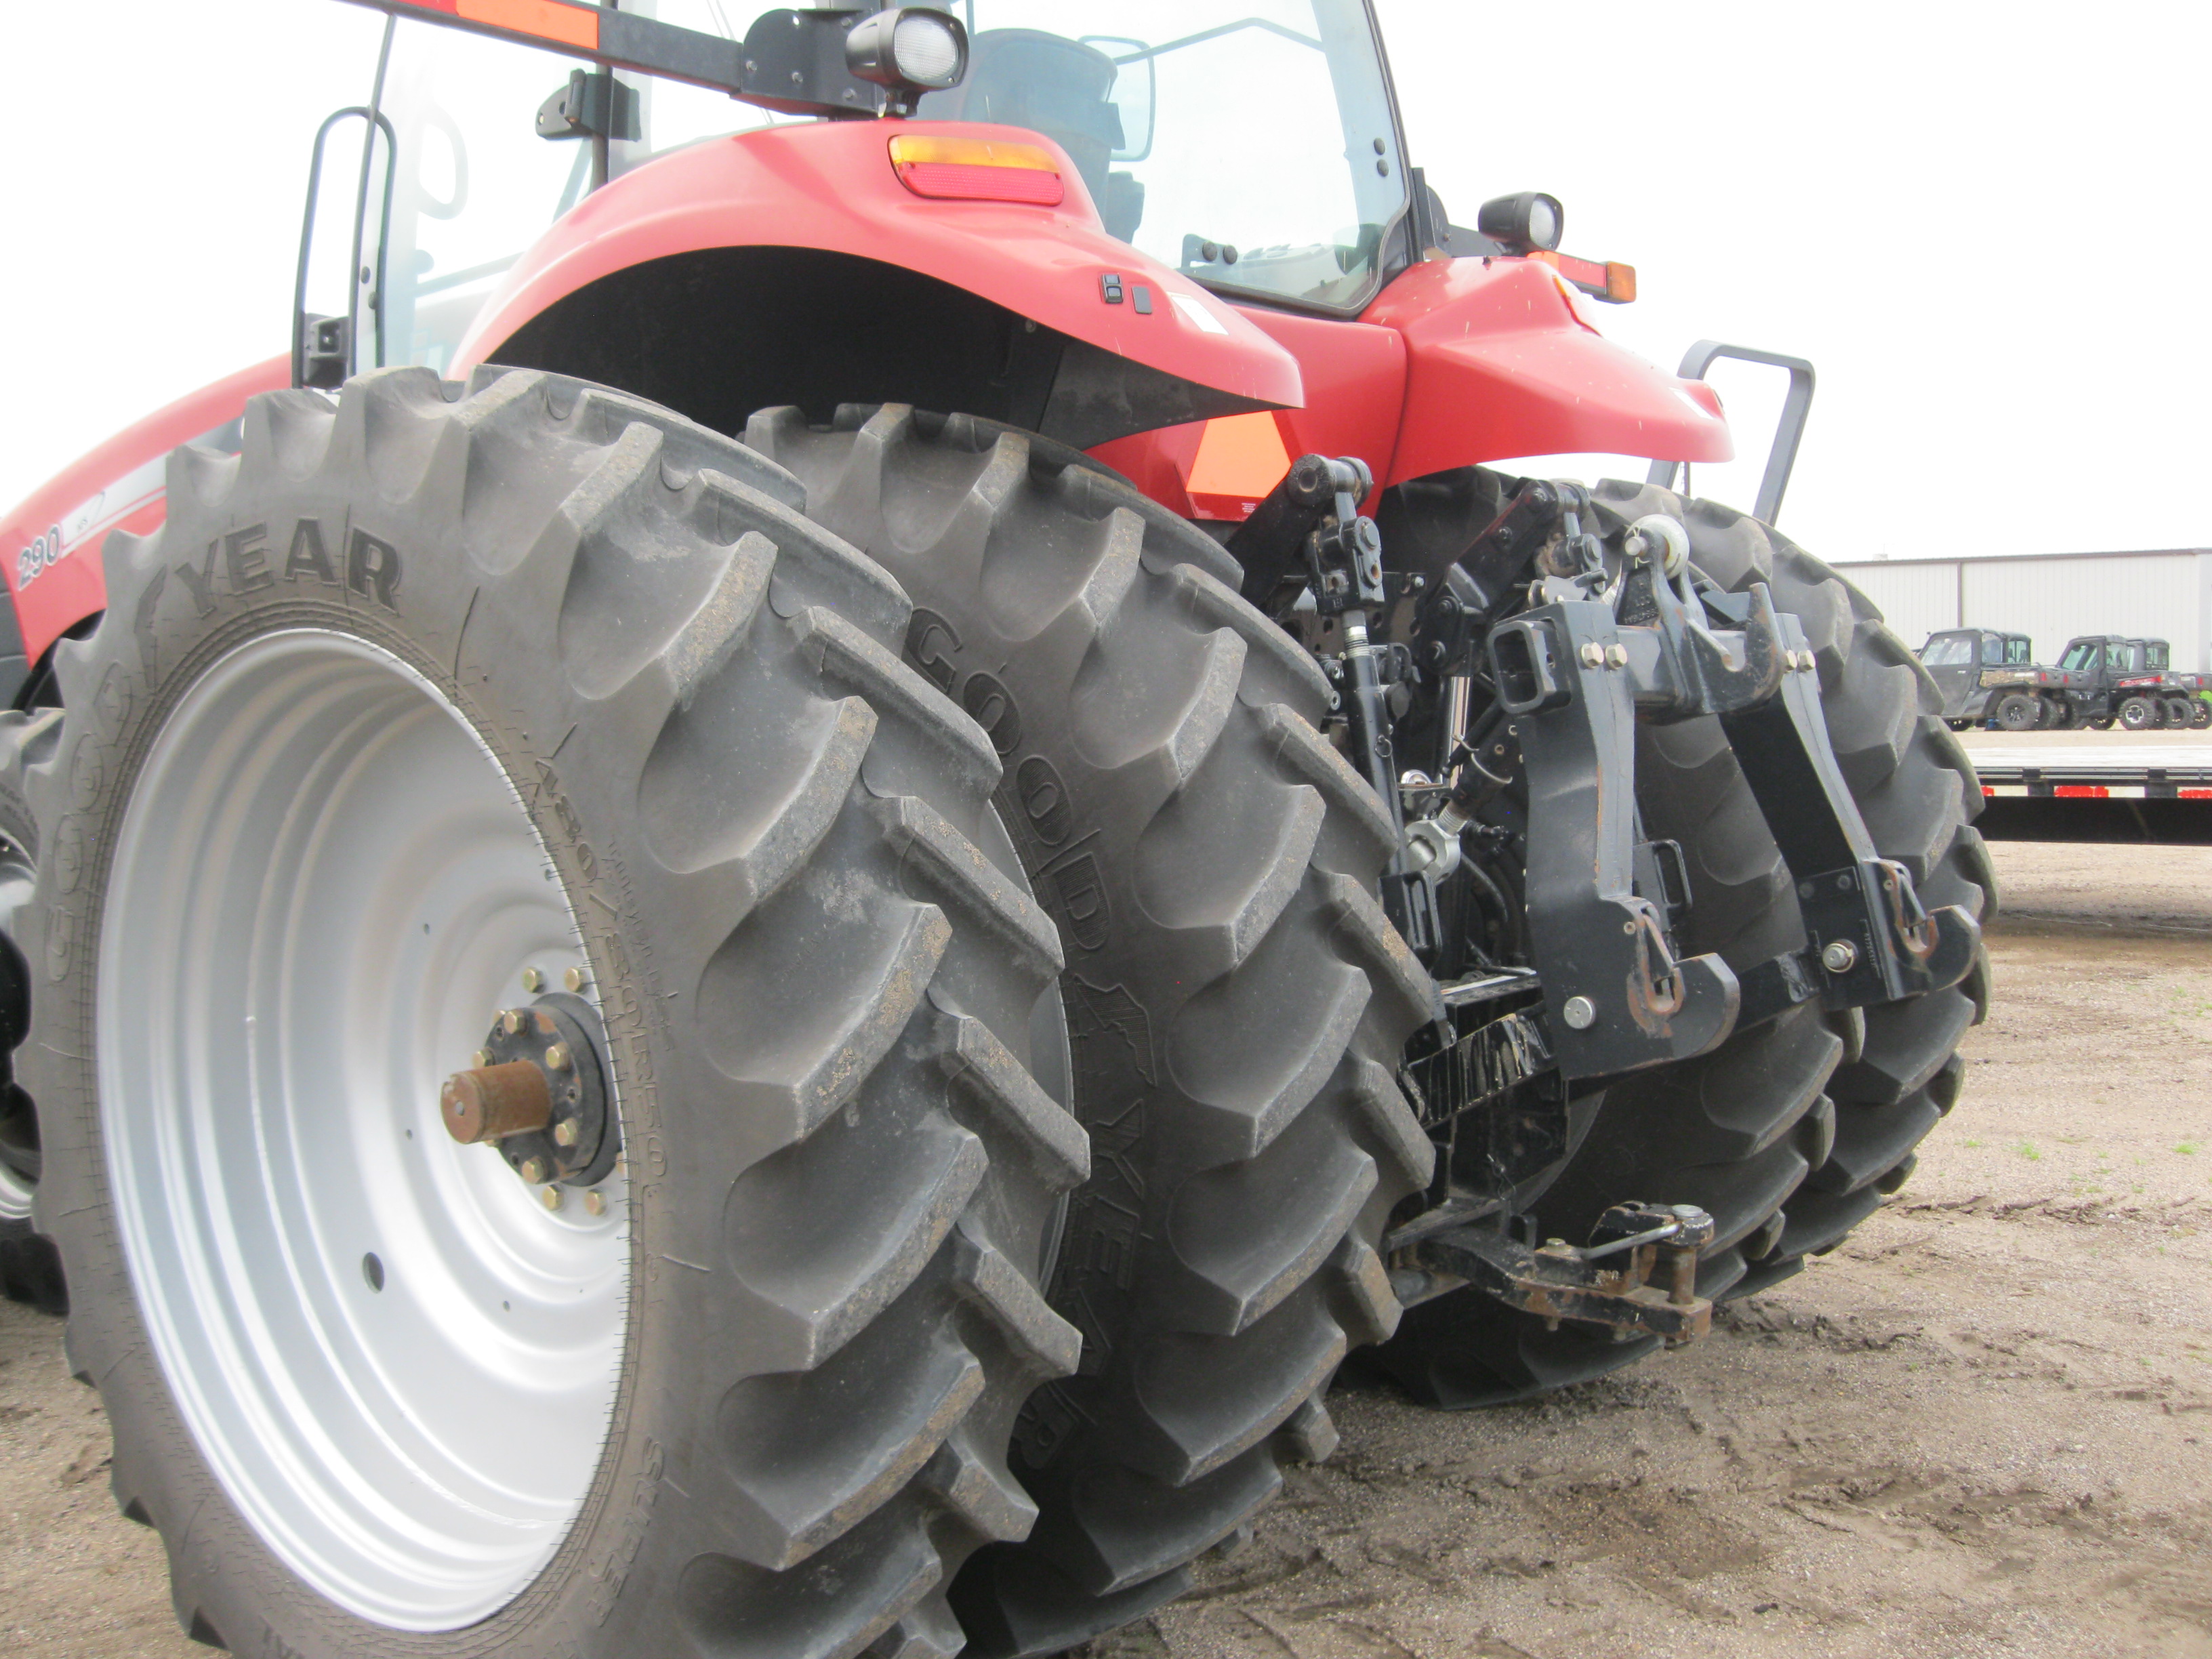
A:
[[905, 607, 961, 695], [961, 669, 1022, 755], [283, 518, 337, 585], [344, 527, 401, 609], [171, 537, 223, 618], [222, 524, 274, 594], [1015, 755, 1071, 846]]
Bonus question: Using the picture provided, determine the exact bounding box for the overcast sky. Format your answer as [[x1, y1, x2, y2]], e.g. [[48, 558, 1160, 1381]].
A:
[[3, 1, 2207, 567]]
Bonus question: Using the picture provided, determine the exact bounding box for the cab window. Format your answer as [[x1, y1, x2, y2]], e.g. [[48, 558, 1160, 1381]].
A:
[[2060, 640, 2100, 670], [2146, 641, 2170, 670], [2005, 636, 2032, 665], [1980, 635, 2007, 665], [1921, 634, 1973, 668]]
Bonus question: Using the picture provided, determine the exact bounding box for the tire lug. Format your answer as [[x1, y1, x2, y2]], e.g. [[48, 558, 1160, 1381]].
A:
[[520, 1156, 547, 1184], [552, 1120, 579, 1148], [520, 967, 544, 993], [501, 1010, 525, 1037], [546, 1042, 571, 1071], [583, 1190, 607, 1218], [563, 967, 588, 992], [539, 1185, 563, 1212]]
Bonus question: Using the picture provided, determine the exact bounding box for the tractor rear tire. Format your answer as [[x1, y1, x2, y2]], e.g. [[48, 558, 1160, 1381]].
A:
[[1994, 693, 2039, 731], [0, 710, 63, 1315], [15, 369, 1087, 1657], [748, 405, 1437, 1658], [1372, 483, 1991, 1406]]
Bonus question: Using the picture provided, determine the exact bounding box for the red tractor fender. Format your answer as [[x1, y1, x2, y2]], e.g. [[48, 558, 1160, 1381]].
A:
[[456, 118, 1303, 414], [1, 355, 290, 667], [1091, 254, 1733, 523], [1364, 256, 1732, 485]]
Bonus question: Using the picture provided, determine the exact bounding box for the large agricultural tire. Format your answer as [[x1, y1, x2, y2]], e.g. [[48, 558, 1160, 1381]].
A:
[[0, 708, 64, 1314], [1370, 480, 1992, 1407], [15, 368, 1090, 1658], [748, 404, 1438, 1657]]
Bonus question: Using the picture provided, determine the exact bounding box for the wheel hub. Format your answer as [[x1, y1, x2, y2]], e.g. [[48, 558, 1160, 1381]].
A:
[[443, 992, 619, 1195]]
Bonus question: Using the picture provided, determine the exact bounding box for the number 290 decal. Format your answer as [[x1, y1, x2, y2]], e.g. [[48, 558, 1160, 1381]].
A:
[[14, 525, 66, 590]]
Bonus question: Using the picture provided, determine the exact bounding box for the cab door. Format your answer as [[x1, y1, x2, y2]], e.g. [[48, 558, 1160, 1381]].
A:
[[1919, 631, 1978, 717]]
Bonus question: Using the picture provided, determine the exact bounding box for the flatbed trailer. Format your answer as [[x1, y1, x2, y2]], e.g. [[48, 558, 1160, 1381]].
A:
[[1968, 737, 2212, 842]]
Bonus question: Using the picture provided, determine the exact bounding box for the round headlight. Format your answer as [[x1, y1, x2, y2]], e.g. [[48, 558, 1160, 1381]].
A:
[[1476, 191, 1566, 255], [892, 12, 964, 87]]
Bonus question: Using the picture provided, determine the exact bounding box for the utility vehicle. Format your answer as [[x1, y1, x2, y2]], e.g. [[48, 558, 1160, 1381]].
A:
[[0, 4, 1990, 1655], [2055, 634, 2212, 729], [1918, 627, 2085, 730]]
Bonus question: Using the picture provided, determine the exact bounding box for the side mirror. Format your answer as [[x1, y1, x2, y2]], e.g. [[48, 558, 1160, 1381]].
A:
[[1081, 38, 1155, 161]]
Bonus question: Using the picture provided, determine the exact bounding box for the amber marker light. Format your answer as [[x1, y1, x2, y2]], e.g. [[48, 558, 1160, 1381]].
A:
[[888, 135, 1065, 206], [1528, 248, 1637, 304]]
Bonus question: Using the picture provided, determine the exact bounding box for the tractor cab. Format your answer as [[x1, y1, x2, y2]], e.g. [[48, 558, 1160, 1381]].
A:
[[314, 1, 1418, 382]]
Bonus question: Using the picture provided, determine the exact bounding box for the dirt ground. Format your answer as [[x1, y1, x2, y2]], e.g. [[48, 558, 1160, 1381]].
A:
[[5, 836, 2210, 1658]]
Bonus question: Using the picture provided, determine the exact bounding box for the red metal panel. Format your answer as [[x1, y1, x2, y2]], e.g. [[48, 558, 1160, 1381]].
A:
[[457, 119, 1303, 413], [1361, 256, 1733, 485], [1, 355, 289, 664]]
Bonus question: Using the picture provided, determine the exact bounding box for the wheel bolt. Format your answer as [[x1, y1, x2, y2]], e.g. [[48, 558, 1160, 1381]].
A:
[[563, 967, 588, 992], [539, 1185, 563, 1212], [521, 967, 544, 993], [501, 1009, 525, 1036], [552, 1119, 579, 1147], [520, 1157, 548, 1184], [472, 1048, 492, 1069], [584, 1190, 607, 1217], [545, 1042, 571, 1071]]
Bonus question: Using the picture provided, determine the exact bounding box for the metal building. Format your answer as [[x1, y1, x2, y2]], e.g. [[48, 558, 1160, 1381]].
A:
[[1829, 548, 2212, 670]]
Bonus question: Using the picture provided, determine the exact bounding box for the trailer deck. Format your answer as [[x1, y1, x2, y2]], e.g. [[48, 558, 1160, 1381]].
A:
[[1963, 731, 2212, 842]]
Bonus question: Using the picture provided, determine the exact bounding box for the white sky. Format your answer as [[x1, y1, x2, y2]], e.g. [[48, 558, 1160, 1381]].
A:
[[4, 1, 2208, 566]]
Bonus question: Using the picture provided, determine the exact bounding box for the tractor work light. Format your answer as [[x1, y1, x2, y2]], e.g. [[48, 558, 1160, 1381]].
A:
[[1477, 191, 1565, 255], [846, 7, 970, 108], [888, 134, 1064, 205]]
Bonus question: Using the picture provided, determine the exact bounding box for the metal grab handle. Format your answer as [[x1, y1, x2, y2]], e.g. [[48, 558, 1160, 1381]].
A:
[[1647, 340, 1816, 526]]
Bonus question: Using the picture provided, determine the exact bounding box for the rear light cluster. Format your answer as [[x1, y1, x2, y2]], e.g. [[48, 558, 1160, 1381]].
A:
[[888, 135, 1064, 206]]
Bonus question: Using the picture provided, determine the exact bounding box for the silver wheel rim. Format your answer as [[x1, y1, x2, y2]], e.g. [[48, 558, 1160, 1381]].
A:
[[99, 630, 629, 1631], [0, 831, 35, 1225]]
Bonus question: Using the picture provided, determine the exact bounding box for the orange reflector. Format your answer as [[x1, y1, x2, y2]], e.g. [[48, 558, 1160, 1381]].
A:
[[453, 0, 599, 50], [1187, 411, 1291, 520], [1530, 248, 1637, 304], [888, 135, 1064, 205]]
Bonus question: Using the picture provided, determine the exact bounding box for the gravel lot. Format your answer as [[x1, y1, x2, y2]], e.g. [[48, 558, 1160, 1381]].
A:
[[6, 833, 2210, 1659]]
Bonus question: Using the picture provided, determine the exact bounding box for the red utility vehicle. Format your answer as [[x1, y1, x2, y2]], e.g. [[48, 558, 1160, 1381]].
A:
[[0, 6, 1988, 1656]]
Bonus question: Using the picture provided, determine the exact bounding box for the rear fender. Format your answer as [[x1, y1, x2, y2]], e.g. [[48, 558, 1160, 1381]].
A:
[[460, 119, 1302, 447], [0, 356, 287, 672], [1362, 256, 1733, 485]]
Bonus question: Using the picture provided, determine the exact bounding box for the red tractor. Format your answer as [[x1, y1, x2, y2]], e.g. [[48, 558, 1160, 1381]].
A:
[[0, 5, 1990, 1655]]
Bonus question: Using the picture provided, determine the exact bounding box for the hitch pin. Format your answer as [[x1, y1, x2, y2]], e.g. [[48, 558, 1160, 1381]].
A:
[[1573, 1218, 1684, 1261]]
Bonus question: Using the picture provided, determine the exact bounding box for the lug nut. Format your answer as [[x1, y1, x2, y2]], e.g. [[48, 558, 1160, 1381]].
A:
[[501, 1009, 525, 1036], [584, 1190, 607, 1217], [539, 1185, 563, 1211], [520, 1157, 547, 1184], [545, 1042, 571, 1071], [563, 966, 588, 992], [1821, 939, 1859, 975], [521, 966, 544, 993], [441, 1062, 553, 1145], [1561, 995, 1597, 1030], [552, 1119, 579, 1148], [472, 1048, 492, 1069]]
